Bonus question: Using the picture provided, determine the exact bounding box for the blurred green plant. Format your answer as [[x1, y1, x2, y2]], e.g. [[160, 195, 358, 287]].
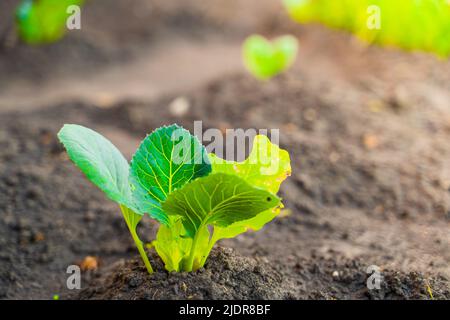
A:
[[16, 0, 85, 44], [283, 0, 450, 57], [243, 34, 299, 80]]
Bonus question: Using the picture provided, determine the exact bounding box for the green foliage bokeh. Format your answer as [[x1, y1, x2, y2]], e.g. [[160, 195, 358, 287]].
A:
[[16, 0, 85, 44], [283, 0, 450, 57]]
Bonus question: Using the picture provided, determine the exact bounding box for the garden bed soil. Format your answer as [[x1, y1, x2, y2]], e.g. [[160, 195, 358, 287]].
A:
[[75, 248, 449, 300], [0, 0, 449, 300], [0, 71, 449, 299]]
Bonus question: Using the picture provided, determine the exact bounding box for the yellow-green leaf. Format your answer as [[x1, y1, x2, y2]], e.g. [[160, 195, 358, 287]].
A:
[[162, 173, 280, 238], [208, 135, 291, 241]]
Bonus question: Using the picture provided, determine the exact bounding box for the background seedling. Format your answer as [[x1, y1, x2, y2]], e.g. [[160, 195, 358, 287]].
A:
[[283, 0, 450, 57], [243, 34, 299, 80], [16, 0, 85, 44]]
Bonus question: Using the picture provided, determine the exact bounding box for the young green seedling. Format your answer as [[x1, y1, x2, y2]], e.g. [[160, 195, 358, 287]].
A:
[[58, 124, 291, 274], [243, 34, 299, 80]]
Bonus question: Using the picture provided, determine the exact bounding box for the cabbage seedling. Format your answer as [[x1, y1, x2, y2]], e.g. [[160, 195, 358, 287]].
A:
[[58, 124, 291, 274], [243, 34, 299, 80]]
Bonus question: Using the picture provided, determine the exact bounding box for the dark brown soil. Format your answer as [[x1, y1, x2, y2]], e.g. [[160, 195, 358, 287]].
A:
[[75, 248, 294, 300], [75, 247, 449, 300], [1, 71, 449, 299], [0, 103, 157, 299], [0, 0, 449, 300]]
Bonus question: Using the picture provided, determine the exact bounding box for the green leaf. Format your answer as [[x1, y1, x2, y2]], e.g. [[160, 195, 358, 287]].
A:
[[57, 124, 136, 211], [129, 125, 211, 225], [16, 0, 85, 44], [209, 135, 291, 193], [58, 124, 155, 274], [243, 34, 298, 80], [162, 173, 280, 238], [208, 135, 291, 241]]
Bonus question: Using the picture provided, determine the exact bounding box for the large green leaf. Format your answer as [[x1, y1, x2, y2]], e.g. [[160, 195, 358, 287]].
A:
[[59, 124, 154, 274], [162, 173, 280, 238], [16, 0, 85, 44], [208, 135, 291, 241], [57, 124, 135, 211], [129, 125, 211, 225]]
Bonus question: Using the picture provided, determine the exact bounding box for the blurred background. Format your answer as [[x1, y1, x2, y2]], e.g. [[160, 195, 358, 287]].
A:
[[0, 0, 287, 110], [0, 0, 449, 299], [1, 0, 449, 110]]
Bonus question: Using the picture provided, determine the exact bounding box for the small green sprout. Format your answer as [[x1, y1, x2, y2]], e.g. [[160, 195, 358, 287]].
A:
[[58, 124, 291, 273], [243, 34, 299, 80], [16, 0, 85, 44]]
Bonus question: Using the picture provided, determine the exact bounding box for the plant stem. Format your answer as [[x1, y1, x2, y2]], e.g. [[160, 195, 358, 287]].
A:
[[129, 223, 154, 274], [185, 228, 202, 272], [199, 238, 215, 267], [120, 205, 154, 274]]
